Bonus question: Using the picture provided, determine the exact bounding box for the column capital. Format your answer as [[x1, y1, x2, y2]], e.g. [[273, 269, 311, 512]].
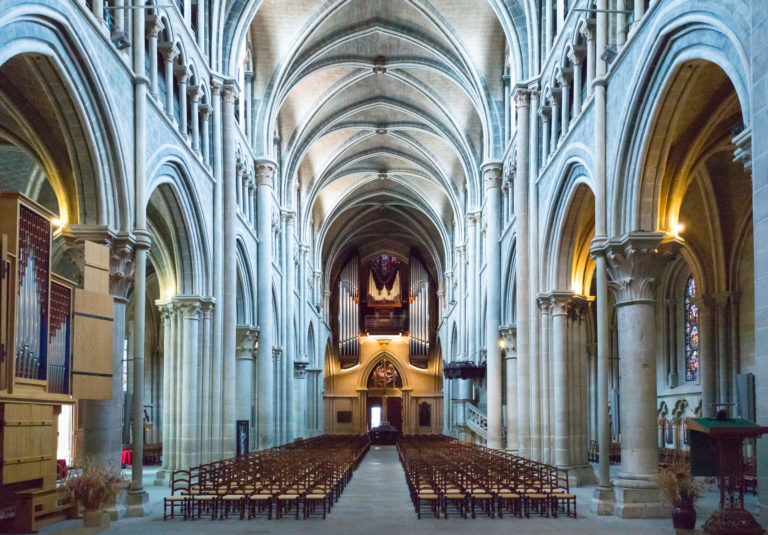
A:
[[244, 70, 255, 82], [174, 64, 190, 83], [538, 105, 551, 120], [210, 76, 223, 96], [467, 211, 481, 224], [199, 103, 212, 120], [454, 245, 466, 256], [158, 41, 179, 62], [481, 161, 503, 189], [109, 235, 136, 301], [146, 15, 164, 38], [236, 325, 259, 358], [568, 45, 586, 65], [536, 293, 552, 314], [255, 159, 278, 186], [512, 84, 530, 108], [555, 66, 573, 85], [281, 210, 297, 225], [221, 81, 239, 103], [602, 232, 682, 306], [549, 291, 575, 315], [294, 360, 309, 379], [499, 325, 517, 352]]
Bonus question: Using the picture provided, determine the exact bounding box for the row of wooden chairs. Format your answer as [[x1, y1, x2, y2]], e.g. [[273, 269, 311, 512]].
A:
[[398, 435, 577, 520], [164, 434, 369, 521], [587, 440, 621, 464]]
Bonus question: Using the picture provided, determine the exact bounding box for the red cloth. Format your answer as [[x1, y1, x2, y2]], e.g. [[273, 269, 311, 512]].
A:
[[121, 450, 132, 466], [56, 459, 67, 479]]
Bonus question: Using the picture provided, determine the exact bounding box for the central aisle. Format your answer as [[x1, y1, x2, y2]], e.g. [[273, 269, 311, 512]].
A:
[[44, 445, 674, 535]]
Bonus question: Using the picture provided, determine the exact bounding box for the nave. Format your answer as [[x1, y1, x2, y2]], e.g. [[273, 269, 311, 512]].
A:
[[32, 444, 759, 535]]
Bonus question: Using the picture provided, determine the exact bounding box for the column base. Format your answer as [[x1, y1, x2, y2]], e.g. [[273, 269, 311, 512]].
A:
[[126, 489, 152, 517], [153, 468, 171, 487], [105, 489, 128, 521], [566, 463, 597, 487], [590, 485, 615, 516], [612, 474, 668, 518]]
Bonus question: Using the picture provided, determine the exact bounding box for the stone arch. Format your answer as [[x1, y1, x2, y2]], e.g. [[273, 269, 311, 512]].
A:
[[0, 5, 130, 229], [146, 159, 211, 296], [612, 16, 750, 236], [541, 162, 595, 293], [235, 238, 256, 324], [359, 351, 410, 389]]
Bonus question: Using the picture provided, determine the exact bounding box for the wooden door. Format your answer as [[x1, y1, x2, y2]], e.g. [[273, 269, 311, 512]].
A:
[[387, 397, 402, 432]]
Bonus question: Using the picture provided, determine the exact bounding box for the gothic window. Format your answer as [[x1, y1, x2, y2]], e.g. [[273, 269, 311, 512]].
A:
[[367, 359, 402, 388], [684, 275, 699, 382]]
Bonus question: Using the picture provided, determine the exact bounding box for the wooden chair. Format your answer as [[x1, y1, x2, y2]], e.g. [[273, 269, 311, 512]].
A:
[[163, 470, 189, 520]]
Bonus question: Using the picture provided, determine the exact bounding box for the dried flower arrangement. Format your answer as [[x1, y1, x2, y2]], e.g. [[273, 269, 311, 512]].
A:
[[65, 459, 129, 511], [654, 458, 703, 507]]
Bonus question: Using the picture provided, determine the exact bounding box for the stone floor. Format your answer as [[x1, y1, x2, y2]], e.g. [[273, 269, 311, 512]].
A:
[[31, 445, 763, 535]]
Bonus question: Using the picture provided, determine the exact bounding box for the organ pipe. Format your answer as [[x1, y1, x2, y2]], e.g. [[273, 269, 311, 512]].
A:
[[409, 256, 429, 359], [338, 257, 359, 359]]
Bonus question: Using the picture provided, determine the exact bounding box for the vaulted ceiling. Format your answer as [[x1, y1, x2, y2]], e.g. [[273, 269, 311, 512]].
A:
[[219, 0, 533, 281]]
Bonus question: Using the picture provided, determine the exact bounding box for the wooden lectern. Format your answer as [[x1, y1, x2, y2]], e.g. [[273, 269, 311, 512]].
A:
[[688, 416, 767, 535]]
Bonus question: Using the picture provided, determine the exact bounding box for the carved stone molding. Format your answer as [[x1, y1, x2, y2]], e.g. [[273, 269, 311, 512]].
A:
[[294, 360, 309, 379], [255, 159, 277, 187], [236, 325, 259, 359], [732, 127, 751, 175], [481, 161, 503, 189], [602, 232, 682, 306]]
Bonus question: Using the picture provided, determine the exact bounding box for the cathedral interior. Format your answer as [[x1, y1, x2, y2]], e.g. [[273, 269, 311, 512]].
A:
[[0, 0, 767, 533]]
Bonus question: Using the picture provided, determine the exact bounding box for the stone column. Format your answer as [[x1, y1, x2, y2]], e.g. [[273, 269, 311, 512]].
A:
[[528, 83, 542, 462], [483, 162, 503, 449], [549, 90, 560, 150], [539, 107, 550, 162], [196, 0, 205, 51], [175, 65, 190, 141], [210, 77, 225, 458], [582, 24, 596, 98], [617, 0, 627, 46], [179, 300, 200, 469], [604, 232, 680, 518], [633, 0, 645, 32], [501, 327, 517, 450], [146, 16, 163, 101], [538, 297, 552, 464], [244, 72, 254, 144], [159, 43, 179, 123], [200, 104, 211, 166], [158, 303, 175, 474], [236, 326, 258, 450], [569, 50, 584, 116], [550, 292, 573, 469], [698, 295, 716, 417], [128, 2, 150, 513], [466, 212, 479, 360], [221, 82, 239, 455], [545, 0, 553, 54], [716, 294, 730, 405], [513, 85, 531, 457], [671, 417, 681, 450], [256, 160, 277, 448], [294, 361, 309, 436], [189, 86, 202, 154], [558, 69, 572, 136], [284, 212, 297, 441], [657, 418, 665, 449], [556, 0, 565, 35]]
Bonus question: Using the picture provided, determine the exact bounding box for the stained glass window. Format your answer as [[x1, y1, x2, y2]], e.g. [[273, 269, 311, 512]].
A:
[[684, 275, 699, 382], [367, 359, 403, 388]]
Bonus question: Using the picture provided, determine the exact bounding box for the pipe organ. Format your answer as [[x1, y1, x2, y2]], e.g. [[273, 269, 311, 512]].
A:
[[409, 255, 429, 365], [0, 193, 114, 532], [338, 257, 359, 364]]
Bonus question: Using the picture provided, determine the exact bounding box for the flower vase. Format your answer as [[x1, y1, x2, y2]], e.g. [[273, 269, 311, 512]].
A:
[[671, 504, 696, 530], [82, 509, 110, 530]]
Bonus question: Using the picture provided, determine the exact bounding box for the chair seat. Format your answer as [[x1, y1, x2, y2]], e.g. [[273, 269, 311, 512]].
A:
[[499, 493, 521, 498], [222, 495, 243, 501], [473, 493, 493, 499], [305, 494, 327, 499], [165, 496, 186, 501], [249, 495, 272, 500], [554, 493, 576, 499], [445, 494, 466, 499], [278, 494, 300, 500], [418, 493, 439, 499]]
